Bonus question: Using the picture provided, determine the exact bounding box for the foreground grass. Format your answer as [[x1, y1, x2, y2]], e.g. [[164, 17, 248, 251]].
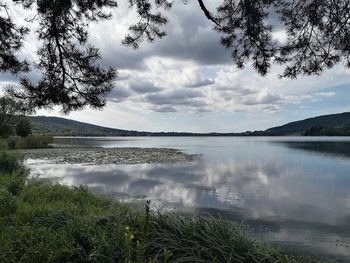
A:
[[0, 135, 53, 150], [0, 152, 319, 263]]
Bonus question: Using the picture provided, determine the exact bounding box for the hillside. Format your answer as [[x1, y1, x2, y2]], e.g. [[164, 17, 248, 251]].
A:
[[265, 112, 350, 136], [31, 116, 146, 136], [30, 116, 218, 136], [31, 112, 350, 136]]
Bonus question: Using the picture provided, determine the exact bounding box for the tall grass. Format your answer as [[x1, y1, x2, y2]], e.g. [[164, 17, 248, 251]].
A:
[[0, 151, 25, 174], [0, 152, 322, 263], [0, 135, 53, 150]]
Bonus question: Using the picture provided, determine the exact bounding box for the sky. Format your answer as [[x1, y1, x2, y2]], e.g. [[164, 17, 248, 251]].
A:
[[1, 1, 350, 133]]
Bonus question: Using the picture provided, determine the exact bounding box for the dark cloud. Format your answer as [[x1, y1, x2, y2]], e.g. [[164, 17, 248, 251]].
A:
[[218, 86, 259, 103], [89, 2, 232, 71], [91, 1, 291, 72], [152, 4, 231, 66], [154, 106, 178, 113], [144, 89, 205, 107], [107, 87, 132, 102], [100, 45, 148, 70], [117, 72, 131, 81], [262, 105, 280, 113], [129, 80, 162, 94]]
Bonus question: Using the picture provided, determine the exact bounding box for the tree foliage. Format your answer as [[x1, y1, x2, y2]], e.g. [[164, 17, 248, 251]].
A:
[[5, 0, 118, 113], [0, 1, 29, 73], [16, 116, 32, 137], [214, 0, 350, 78], [1, 0, 350, 112], [0, 96, 28, 137]]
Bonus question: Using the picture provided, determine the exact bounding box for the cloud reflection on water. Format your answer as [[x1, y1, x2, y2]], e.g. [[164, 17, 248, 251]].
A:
[[28, 153, 350, 259]]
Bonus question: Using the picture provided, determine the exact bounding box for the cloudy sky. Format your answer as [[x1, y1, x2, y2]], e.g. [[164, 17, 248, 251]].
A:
[[2, 1, 350, 132]]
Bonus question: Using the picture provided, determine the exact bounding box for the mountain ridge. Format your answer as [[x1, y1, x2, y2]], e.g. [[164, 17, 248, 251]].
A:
[[31, 112, 350, 136]]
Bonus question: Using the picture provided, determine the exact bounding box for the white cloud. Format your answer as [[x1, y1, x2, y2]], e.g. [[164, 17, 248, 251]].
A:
[[315, 92, 336, 97]]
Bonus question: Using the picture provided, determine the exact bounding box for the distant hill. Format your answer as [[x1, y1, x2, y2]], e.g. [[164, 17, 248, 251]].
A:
[[31, 112, 350, 136], [30, 116, 228, 136], [265, 112, 350, 136], [31, 116, 145, 136]]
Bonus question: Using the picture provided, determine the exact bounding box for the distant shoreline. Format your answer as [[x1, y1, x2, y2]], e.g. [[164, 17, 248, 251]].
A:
[[36, 133, 350, 137]]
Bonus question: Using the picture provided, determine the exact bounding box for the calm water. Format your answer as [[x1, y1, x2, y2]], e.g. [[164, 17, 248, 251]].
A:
[[27, 137, 350, 260]]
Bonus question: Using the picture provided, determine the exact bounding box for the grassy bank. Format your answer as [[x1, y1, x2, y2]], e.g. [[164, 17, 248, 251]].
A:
[[0, 135, 53, 150], [0, 151, 319, 263]]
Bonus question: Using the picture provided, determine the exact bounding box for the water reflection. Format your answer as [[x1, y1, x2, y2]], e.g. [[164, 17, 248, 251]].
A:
[[27, 137, 350, 260], [277, 141, 350, 158]]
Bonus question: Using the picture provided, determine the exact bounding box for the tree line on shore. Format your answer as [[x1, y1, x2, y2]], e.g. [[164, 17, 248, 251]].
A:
[[0, 97, 32, 139]]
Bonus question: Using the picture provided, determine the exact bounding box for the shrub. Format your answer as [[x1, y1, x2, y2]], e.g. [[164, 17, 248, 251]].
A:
[[0, 124, 14, 139], [0, 169, 26, 196], [0, 151, 25, 174], [16, 117, 32, 137], [0, 187, 17, 217]]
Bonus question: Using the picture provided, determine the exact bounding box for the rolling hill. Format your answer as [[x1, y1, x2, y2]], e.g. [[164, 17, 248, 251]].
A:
[[265, 112, 350, 136], [31, 112, 350, 136], [31, 116, 215, 136], [31, 116, 145, 136]]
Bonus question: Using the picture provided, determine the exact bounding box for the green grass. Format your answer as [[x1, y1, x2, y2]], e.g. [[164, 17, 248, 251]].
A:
[[0, 151, 326, 263], [0, 135, 53, 150]]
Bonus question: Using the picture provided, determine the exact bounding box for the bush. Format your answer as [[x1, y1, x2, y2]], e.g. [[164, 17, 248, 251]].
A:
[[0, 169, 26, 196], [0, 151, 25, 174], [0, 124, 14, 138], [16, 117, 32, 137]]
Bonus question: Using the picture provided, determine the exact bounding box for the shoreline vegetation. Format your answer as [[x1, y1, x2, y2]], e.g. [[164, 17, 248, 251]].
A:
[[0, 135, 53, 150], [0, 150, 325, 263]]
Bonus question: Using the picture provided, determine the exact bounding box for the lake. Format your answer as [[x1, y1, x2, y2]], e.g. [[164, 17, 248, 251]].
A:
[[27, 137, 350, 260]]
